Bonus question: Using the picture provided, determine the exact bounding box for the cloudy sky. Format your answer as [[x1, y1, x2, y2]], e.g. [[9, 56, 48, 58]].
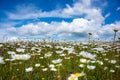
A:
[[0, 0, 120, 41]]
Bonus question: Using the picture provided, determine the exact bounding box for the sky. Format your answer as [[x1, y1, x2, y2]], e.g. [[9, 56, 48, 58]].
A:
[[0, 0, 120, 41]]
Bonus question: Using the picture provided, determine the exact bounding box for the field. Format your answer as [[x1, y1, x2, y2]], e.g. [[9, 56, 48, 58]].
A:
[[0, 40, 120, 80]]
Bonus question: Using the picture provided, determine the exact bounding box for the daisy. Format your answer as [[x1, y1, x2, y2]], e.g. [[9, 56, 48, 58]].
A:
[[35, 64, 40, 67], [80, 59, 87, 63], [52, 59, 62, 64], [25, 67, 33, 72], [0, 56, 5, 64], [42, 68, 48, 71], [87, 65, 96, 70]]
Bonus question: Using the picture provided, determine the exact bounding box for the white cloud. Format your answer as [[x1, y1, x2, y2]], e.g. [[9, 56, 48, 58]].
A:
[[105, 13, 111, 18], [116, 7, 120, 11], [98, 22, 120, 39], [0, 21, 18, 28], [0, 29, 8, 41], [6, 18, 120, 40], [7, 36, 18, 41], [62, 1, 104, 25], [6, 0, 104, 26]]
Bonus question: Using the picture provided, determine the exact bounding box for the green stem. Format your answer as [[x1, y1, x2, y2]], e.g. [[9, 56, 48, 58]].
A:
[[57, 64, 60, 80], [113, 32, 116, 43]]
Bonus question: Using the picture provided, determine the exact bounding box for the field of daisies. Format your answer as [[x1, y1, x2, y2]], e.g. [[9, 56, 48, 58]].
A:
[[0, 40, 120, 80]]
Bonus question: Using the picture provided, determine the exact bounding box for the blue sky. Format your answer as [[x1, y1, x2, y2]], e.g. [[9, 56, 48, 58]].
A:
[[0, 0, 120, 41]]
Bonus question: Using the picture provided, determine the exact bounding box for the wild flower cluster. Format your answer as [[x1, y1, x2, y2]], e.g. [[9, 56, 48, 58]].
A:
[[0, 40, 120, 80]]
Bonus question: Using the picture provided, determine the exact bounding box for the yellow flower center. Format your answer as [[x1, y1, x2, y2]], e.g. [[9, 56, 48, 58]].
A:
[[74, 73, 81, 77], [41, 65, 45, 68], [70, 77, 75, 80], [15, 55, 19, 59], [16, 39, 19, 43]]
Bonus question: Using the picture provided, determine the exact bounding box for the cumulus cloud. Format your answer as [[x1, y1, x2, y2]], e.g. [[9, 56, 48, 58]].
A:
[[0, 21, 18, 28], [7, 36, 18, 41], [6, 18, 120, 40]]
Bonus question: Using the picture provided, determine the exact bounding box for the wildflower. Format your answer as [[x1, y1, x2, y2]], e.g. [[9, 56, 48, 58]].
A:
[[68, 48, 75, 53], [104, 58, 108, 61], [31, 47, 36, 51], [93, 47, 104, 52], [44, 53, 52, 58], [114, 29, 118, 32], [15, 55, 19, 59], [49, 64, 55, 68], [104, 67, 108, 70], [57, 63, 62, 66], [19, 62, 22, 64], [40, 57, 44, 59], [16, 39, 19, 43], [56, 51, 63, 54], [52, 59, 62, 64], [35, 64, 40, 67], [68, 72, 85, 80], [75, 72, 85, 77], [115, 66, 120, 68], [90, 60, 96, 63], [0, 44, 3, 47], [5, 58, 11, 61], [88, 32, 92, 35], [60, 53, 66, 56], [80, 59, 87, 63], [87, 65, 96, 70], [110, 70, 115, 73], [25, 67, 33, 72], [50, 67, 57, 71], [8, 51, 16, 55], [42, 68, 48, 71], [97, 61, 103, 65], [113, 29, 119, 43], [41, 65, 45, 68], [115, 55, 119, 57], [88, 32, 92, 42], [79, 64, 84, 68], [79, 51, 96, 59], [110, 60, 116, 64], [11, 54, 31, 60], [0, 56, 5, 64], [68, 74, 78, 80], [74, 73, 82, 77], [102, 54, 106, 56], [16, 48, 25, 53]]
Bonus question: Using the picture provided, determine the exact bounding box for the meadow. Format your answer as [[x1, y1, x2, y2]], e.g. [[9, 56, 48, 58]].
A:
[[0, 39, 120, 80]]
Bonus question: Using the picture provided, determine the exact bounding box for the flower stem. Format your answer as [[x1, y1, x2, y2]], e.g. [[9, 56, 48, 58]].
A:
[[57, 64, 60, 80]]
